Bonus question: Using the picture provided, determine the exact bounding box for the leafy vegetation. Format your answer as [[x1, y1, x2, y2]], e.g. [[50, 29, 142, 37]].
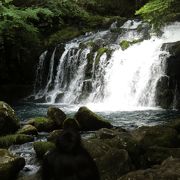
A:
[[136, 0, 180, 29]]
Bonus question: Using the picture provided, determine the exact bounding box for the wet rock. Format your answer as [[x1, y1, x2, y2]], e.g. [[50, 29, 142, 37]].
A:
[[166, 118, 180, 133], [0, 149, 25, 180], [17, 125, 38, 136], [161, 41, 180, 109], [0, 134, 34, 148], [47, 130, 63, 143], [155, 76, 173, 108], [118, 158, 180, 180], [63, 118, 80, 130], [141, 146, 180, 167], [75, 106, 112, 131], [33, 141, 55, 158], [98, 148, 133, 180], [0, 101, 20, 135], [132, 125, 178, 149], [83, 138, 111, 159], [27, 117, 56, 132], [47, 107, 66, 128]]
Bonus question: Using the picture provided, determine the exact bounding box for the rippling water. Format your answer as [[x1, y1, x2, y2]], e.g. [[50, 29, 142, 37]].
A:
[[13, 102, 180, 129]]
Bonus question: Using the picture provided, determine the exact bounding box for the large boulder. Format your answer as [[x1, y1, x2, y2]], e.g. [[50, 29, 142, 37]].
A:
[[75, 106, 112, 131], [118, 158, 180, 180], [47, 107, 66, 128], [63, 118, 80, 130], [0, 101, 20, 135], [0, 149, 25, 180], [27, 117, 56, 132]]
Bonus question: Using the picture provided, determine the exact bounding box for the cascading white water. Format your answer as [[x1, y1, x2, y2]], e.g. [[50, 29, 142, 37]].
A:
[[33, 21, 180, 111]]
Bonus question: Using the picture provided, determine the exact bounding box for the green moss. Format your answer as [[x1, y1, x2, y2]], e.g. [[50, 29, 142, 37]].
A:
[[33, 141, 55, 158], [27, 117, 56, 132], [95, 47, 108, 64], [120, 39, 143, 50], [17, 125, 38, 135], [0, 134, 34, 148]]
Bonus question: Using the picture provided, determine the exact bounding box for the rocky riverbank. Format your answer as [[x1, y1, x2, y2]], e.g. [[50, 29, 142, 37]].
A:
[[1, 101, 180, 180]]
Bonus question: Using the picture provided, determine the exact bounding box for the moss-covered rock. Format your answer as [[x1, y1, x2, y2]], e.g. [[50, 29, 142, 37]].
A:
[[63, 118, 80, 130], [33, 141, 55, 158], [47, 130, 63, 143], [0, 149, 25, 180], [75, 106, 112, 131], [0, 134, 34, 148], [0, 101, 20, 135], [120, 39, 142, 50], [17, 125, 38, 136], [47, 107, 66, 128], [27, 117, 56, 132]]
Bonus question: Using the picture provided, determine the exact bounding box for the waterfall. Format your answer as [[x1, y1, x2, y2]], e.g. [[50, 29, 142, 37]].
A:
[[33, 20, 180, 111]]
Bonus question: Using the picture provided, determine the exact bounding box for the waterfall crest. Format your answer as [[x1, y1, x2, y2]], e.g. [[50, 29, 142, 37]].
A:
[[33, 20, 180, 111]]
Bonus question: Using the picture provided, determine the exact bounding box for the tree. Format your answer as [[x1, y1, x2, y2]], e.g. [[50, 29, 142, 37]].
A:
[[136, 0, 180, 29]]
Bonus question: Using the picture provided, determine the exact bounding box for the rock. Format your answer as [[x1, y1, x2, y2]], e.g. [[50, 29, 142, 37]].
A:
[[0, 149, 25, 180], [155, 76, 173, 108], [27, 117, 56, 132], [47, 130, 63, 143], [0, 134, 34, 148], [17, 125, 38, 136], [161, 41, 180, 109], [47, 107, 66, 128], [95, 128, 126, 139], [118, 158, 180, 180], [33, 141, 55, 158], [132, 125, 178, 149], [141, 146, 180, 167], [63, 118, 80, 130], [104, 132, 141, 168], [75, 106, 112, 131], [0, 101, 20, 135], [98, 148, 133, 180], [166, 118, 180, 133]]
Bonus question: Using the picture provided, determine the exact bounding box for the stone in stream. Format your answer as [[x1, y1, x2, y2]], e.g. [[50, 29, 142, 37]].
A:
[[47, 107, 66, 128], [17, 125, 38, 136], [75, 106, 112, 131], [0, 101, 20, 135], [0, 149, 25, 180]]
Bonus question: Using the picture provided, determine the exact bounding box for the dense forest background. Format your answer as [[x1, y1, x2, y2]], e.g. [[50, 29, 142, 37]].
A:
[[0, 0, 179, 102]]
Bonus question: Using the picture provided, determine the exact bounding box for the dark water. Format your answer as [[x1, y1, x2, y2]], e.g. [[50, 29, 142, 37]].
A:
[[13, 102, 180, 129]]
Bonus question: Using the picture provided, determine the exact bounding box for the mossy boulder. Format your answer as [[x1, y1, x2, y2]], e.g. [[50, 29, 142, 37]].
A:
[[47, 107, 66, 128], [33, 141, 55, 158], [0, 101, 20, 135], [75, 106, 112, 131], [120, 39, 142, 50], [17, 125, 38, 136], [0, 134, 34, 148], [0, 149, 25, 180], [63, 118, 80, 130], [27, 117, 56, 132]]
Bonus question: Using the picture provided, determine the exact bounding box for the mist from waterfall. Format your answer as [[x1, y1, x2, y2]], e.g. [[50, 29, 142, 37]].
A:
[[33, 21, 180, 111]]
